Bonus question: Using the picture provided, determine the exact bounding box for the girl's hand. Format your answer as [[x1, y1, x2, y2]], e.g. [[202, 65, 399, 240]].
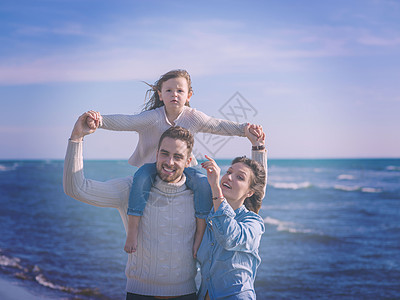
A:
[[86, 111, 102, 129], [201, 155, 221, 189], [245, 123, 265, 146], [70, 111, 100, 141]]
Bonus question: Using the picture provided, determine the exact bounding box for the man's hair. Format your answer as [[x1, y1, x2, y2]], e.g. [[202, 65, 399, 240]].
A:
[[157, 126, 194, 156]]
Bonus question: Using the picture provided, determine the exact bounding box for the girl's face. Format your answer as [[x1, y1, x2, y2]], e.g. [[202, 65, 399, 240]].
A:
[[220, 162, 254, 205], [158, 77, 192, 112]]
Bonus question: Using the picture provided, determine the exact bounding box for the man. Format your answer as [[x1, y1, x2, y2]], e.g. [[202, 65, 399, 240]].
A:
[[63, 112, 202, 299]]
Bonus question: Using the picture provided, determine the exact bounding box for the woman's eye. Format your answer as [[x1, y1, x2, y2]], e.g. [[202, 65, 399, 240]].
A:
[[238, 176, 244, 181]]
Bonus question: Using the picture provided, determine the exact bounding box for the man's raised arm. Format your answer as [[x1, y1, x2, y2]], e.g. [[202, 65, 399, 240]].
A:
[[63, 111, 132, 209]]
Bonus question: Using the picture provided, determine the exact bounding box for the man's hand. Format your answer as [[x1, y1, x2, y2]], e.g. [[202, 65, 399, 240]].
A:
[[70, 111, 101, 142]]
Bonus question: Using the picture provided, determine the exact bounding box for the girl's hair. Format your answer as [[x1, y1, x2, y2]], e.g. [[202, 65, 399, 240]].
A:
[[231, 156, 266, 214], [142, 69, 193, 111]]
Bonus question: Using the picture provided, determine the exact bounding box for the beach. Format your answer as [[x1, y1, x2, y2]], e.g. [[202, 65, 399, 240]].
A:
[[0, 275, 53, 300], [1, 159, 400, 299]]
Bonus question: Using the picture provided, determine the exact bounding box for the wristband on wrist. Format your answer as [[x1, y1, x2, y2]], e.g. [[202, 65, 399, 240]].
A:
[[212, 195, 224, 201], [252, 145, 265, 151]]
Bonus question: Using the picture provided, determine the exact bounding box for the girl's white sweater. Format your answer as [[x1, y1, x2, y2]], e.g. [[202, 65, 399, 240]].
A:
[[100, 106, 246, 167]]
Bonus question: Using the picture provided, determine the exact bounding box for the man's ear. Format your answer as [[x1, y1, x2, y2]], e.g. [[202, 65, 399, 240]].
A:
[[185, 156, 192, 167]]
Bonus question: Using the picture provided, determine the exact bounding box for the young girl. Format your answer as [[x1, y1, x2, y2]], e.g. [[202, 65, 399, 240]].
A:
[[87, 69, 261, 257]]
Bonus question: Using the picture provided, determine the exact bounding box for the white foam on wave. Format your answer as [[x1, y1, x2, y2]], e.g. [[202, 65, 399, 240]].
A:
[[0, 254, 22, 269], [361, 187, 382, 193], [35, 274, 78, 293], [263, 216, 315, 234], [386, 166, 400, 171], [334, 185, 382, 193], [0, 163, 18, 172], [337, 174, 355, 180], [334, 185, 360, 192], [270, 181, 312, 190]]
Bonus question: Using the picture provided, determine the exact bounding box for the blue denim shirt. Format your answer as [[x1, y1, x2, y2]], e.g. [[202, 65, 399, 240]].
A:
[[196, 199, 265, 299]]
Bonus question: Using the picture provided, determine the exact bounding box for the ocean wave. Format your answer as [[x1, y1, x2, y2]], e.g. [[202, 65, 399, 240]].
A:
[[334, 185, 360, 192], [263, 216, 317, 235], [361, 187, 382, 193], [0, 253, 24, 270], [337, 174, 355, 180], [0, 163, 19, 172], [270, 181, 312, 190], [386, 165, 400, 171], [0, 249, 106, 299], [334, 185, 382, 193]]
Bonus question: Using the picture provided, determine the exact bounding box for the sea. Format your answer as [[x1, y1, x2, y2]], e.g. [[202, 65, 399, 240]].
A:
[[0, 158, 399, 299]]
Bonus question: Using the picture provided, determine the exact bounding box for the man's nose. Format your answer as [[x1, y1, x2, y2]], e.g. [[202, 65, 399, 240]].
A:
[[165, 156, 174, 165]]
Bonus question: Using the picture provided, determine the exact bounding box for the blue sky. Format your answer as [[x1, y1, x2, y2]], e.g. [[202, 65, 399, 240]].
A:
[[1, 0, 399, 159]]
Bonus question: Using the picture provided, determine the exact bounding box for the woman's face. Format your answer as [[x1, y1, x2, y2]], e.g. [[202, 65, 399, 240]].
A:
[[220, 162, 254, 203]]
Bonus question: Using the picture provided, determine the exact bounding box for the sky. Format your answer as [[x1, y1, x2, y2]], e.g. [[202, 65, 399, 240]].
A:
[[0, 0, 399, 160]]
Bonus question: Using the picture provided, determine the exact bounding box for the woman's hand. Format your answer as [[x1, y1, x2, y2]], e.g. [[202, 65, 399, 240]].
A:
[[245, 123, 265, 147], [202, 155, 224, 211], [201, 155, 221, 188]]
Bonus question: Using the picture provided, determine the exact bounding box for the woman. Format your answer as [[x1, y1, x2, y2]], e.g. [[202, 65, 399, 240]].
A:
[[198, 124, 267, 299]]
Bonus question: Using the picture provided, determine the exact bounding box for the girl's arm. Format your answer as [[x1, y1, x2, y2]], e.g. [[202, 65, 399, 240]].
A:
[[99, 109, 157, 132], [192, 109, 247, 137]]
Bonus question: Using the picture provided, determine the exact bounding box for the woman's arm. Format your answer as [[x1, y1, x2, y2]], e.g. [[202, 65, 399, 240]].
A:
[[246, 124, 268, 190], [209, 201, 265, 252]]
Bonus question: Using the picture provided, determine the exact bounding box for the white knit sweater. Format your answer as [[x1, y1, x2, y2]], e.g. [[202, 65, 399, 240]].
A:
[[100, 106, 247, 167], [63, 140, 197, 296]]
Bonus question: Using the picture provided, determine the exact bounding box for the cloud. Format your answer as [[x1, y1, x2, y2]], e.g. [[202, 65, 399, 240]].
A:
[[357, 35, 400, 46], [1, 16, 399, 85]]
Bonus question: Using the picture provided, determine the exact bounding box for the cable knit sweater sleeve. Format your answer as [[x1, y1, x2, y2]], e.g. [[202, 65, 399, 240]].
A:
[[100, 109, 159, 132], [252, 149, 268, 192], [63, 140, 132, 209], [188, 109, 247, 137]]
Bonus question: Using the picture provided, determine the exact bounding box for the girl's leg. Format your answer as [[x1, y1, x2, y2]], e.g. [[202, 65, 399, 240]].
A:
[[193, 217, 206, 258], [124, 215, 140, 253], [183, 167, 213, 219], [125, 163, 157, 253]]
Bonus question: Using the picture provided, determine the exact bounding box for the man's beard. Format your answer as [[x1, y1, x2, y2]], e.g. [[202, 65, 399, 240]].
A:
[[156, 163, 184, 183]]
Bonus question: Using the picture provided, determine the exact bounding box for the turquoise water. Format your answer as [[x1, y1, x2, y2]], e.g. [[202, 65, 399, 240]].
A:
[[0, 159, 400, 299]]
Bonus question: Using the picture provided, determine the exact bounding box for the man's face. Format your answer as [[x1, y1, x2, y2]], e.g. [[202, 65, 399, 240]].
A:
[[156, 137, 192, 183]]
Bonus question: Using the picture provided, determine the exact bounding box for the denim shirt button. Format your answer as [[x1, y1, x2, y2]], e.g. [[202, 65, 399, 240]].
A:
[[211, 242, 214, 246]]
